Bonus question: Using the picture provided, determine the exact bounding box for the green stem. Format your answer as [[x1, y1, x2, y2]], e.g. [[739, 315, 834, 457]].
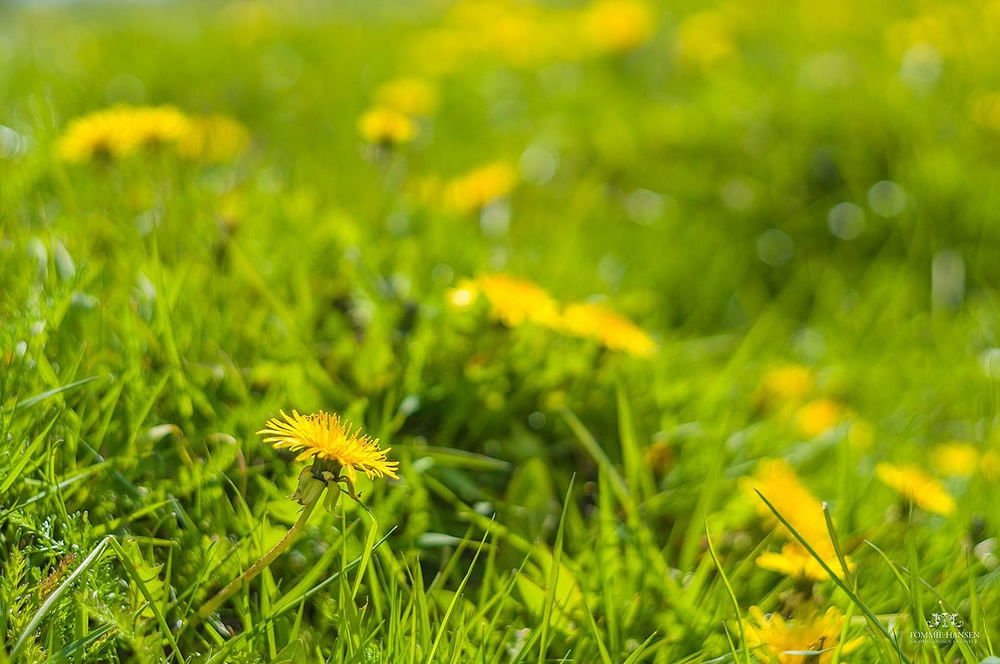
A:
[[194, 482, 324, 625]]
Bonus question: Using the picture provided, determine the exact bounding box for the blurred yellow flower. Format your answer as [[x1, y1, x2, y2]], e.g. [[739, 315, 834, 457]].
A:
[[376, 77, 439, 116], [747, 606, 862, 664], [57, 104, 192, 163], [259, 410, 399, 483], [674, 11, 736, 69], [444, 161, 518, 212], [757, 364, 814, 408], [581, 0, 655, 53], [561, 301, 657, 358], [179, 114, 249, 162], [450, 274, 561, 329], [741, 459, 842, 564], [794, 399, 844, 438], [931, 441, 978, 477], [875, 463, 955, 515], [756, 542, 852, 581], [358, 107, 416, 145]]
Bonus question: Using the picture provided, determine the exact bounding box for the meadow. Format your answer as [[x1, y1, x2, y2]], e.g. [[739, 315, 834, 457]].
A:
[[2, 0, 1000, 662]]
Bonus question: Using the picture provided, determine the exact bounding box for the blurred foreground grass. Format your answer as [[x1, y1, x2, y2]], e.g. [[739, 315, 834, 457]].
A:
[[2, 1, 1000, 662]]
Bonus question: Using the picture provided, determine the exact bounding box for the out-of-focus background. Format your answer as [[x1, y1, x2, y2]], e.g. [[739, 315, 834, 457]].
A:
[[2, 1, 1000, 662]]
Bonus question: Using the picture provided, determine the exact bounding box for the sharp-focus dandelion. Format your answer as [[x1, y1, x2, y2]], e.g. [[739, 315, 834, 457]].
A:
[[443, 160, 518, 212], [358, 106, 417, 146], [747, 606, 863, 664], [259, 409, 399, 484], [449, 274, 562, 329], [875, 462, 955, 515], [193, 410, 396, 628], [561, 301, 657, 358], [57, 104, 192, 162]]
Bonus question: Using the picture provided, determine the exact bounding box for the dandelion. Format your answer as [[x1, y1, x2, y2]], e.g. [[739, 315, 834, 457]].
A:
[[358, 106, 416, 146], [757, 364, 814, 409], [193, 410, 395, 628], [747, 606, 862, 664], [449, 273, 561, 329], [561, 301, 657, 358], [793, 398, 844, 438], [931, 441, 978, 477], [581, 0, 655, 53], [443, 161, 518, 212], [259, 409, 399, 483], [178, 113, 249, 162], [741, 459, 850, 577], [756, 543, 853, 581], [876, 463, 955, 515], [376, 77, 439, 116], [57, 104, 191, 163]]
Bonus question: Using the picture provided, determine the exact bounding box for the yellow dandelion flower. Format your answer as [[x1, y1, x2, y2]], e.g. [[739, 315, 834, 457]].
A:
[[747, 606, 863, 664], [931, 441, 979, 477], [443, 161, 518, 212], [376, 77, 439, 116], [794, 398, 844, 438], [756, 543, 853, 581], [259, 410, 399, 482], [581, 0, 655, 53], [561, 301, 657, 358], [358, 107, 416, 145], [57, 104, 191, 163], [876, 463, 955, 515], [740, 459, 837, 560], [455, 274, 561, 328], [179, 113, 249, 162], [757, 364, 814, 409]]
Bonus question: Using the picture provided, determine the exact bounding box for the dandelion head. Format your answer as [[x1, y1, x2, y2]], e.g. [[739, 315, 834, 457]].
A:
[[758, 364, 814, 408], [561, 301, 657, 358], [582, 0, 655, 53], [930, 441, 978, 477], [443, 161, 518, 212], [740, 459, 837, 559], [794, 398, 844, 438], [358, 107, 416, 146], [57, 104, 191, 163], [747, 606, 862, 664], [259, 410, 399, 483], [875, 463, 955, 515], [473, 274, 561, 329], [756, 542, 853, 581]]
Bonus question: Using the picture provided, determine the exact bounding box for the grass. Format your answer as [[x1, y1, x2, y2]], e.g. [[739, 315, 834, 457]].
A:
[[2, 0, 1000, 662]]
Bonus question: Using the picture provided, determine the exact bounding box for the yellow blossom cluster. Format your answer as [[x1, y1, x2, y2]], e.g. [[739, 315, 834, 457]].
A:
[[746, 606, 863, 664], [57, 105, 248, 164], [448, 273, 656, 358]]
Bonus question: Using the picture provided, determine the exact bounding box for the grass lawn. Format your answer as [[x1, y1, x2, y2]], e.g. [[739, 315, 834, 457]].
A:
[[2, 1, 1000, 662]]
